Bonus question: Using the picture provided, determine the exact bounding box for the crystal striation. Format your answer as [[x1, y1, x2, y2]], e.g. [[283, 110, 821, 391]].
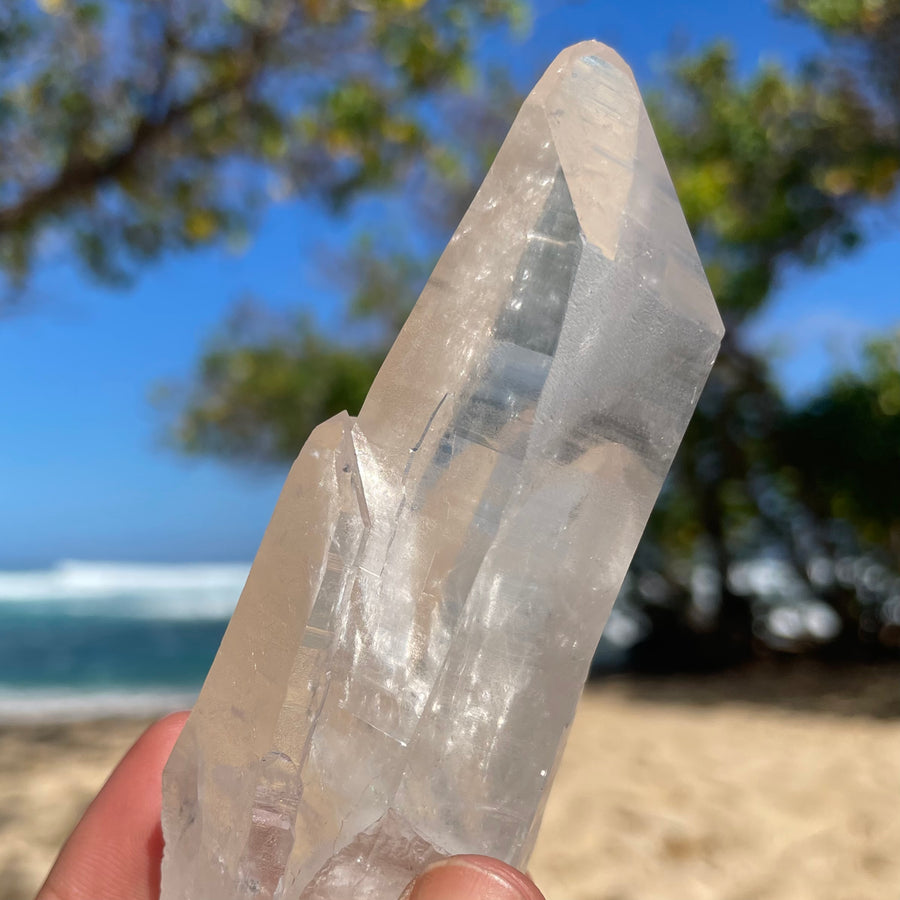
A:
[[161, 41, 723, 900]]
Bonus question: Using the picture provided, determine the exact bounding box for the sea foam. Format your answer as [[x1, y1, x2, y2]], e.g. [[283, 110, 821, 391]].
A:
[[0, 687, 199, 722], [0, 560, 249, 619]]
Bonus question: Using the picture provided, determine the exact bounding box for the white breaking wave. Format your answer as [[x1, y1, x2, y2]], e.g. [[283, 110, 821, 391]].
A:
[[0, 560, 250, 619], [0, 687, 199, 723]]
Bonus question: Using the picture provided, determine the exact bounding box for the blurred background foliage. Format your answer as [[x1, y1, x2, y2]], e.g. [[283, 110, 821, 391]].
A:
[[1, 0, 899, 670]]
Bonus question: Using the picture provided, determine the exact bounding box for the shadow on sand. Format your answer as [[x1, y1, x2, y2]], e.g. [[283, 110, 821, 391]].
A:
[[590, 660, 900, 720]]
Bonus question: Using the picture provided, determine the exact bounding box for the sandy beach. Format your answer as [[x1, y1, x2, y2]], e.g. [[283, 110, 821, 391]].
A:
[[2, 663, 898, 900]]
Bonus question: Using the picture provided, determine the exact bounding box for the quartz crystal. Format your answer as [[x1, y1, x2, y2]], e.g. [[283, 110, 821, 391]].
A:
[[161, 40, 723, 900]]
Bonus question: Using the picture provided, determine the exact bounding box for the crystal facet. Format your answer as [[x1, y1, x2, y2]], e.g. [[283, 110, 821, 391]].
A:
[[161, 41, 723, 900]]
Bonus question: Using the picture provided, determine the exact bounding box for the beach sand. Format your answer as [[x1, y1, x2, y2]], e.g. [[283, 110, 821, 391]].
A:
[[2, 664, 898, 900]]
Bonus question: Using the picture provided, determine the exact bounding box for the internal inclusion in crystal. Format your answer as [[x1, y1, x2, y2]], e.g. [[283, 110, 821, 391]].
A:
[[161, 41, 723, 900]]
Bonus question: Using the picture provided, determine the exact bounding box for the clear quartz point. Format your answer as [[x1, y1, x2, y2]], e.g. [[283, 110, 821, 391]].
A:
[[161, 40, 723, 900]]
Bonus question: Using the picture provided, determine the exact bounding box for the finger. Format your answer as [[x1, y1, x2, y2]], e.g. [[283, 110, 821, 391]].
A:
[[404, 855, 546, 900], [37, 711, 189, 900]]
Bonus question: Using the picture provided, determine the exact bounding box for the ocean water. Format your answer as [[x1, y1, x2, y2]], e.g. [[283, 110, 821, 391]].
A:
[[0, 560, 248, 721], [1, 557, 837, 722]]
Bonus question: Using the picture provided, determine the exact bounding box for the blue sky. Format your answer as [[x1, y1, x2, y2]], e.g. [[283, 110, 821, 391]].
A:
[[1, 0, 897, 567]]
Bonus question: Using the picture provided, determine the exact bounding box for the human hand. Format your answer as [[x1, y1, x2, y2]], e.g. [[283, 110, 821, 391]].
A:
[[36, 712, 188, 900], [37, 713, 546, 900]]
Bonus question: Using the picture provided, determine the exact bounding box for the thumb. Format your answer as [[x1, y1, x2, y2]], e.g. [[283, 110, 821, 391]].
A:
[[404, 855, 546, 900]]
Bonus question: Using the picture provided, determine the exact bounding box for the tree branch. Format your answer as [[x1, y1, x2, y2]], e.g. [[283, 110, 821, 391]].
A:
[[0, 43, 263, 237]]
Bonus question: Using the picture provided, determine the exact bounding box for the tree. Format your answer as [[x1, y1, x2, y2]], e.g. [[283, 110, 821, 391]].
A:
[[0, 0, 521, 298], [621, 2, 900, 668], [169, 4, 900, 668], [4, 1, 898, 666]]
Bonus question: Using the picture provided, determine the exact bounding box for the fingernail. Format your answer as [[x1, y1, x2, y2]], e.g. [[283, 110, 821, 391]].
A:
[[403, 855, 543, 900]]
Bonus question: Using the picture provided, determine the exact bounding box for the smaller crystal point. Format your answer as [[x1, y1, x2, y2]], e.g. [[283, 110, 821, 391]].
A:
[[161, 40, 722, 900]]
